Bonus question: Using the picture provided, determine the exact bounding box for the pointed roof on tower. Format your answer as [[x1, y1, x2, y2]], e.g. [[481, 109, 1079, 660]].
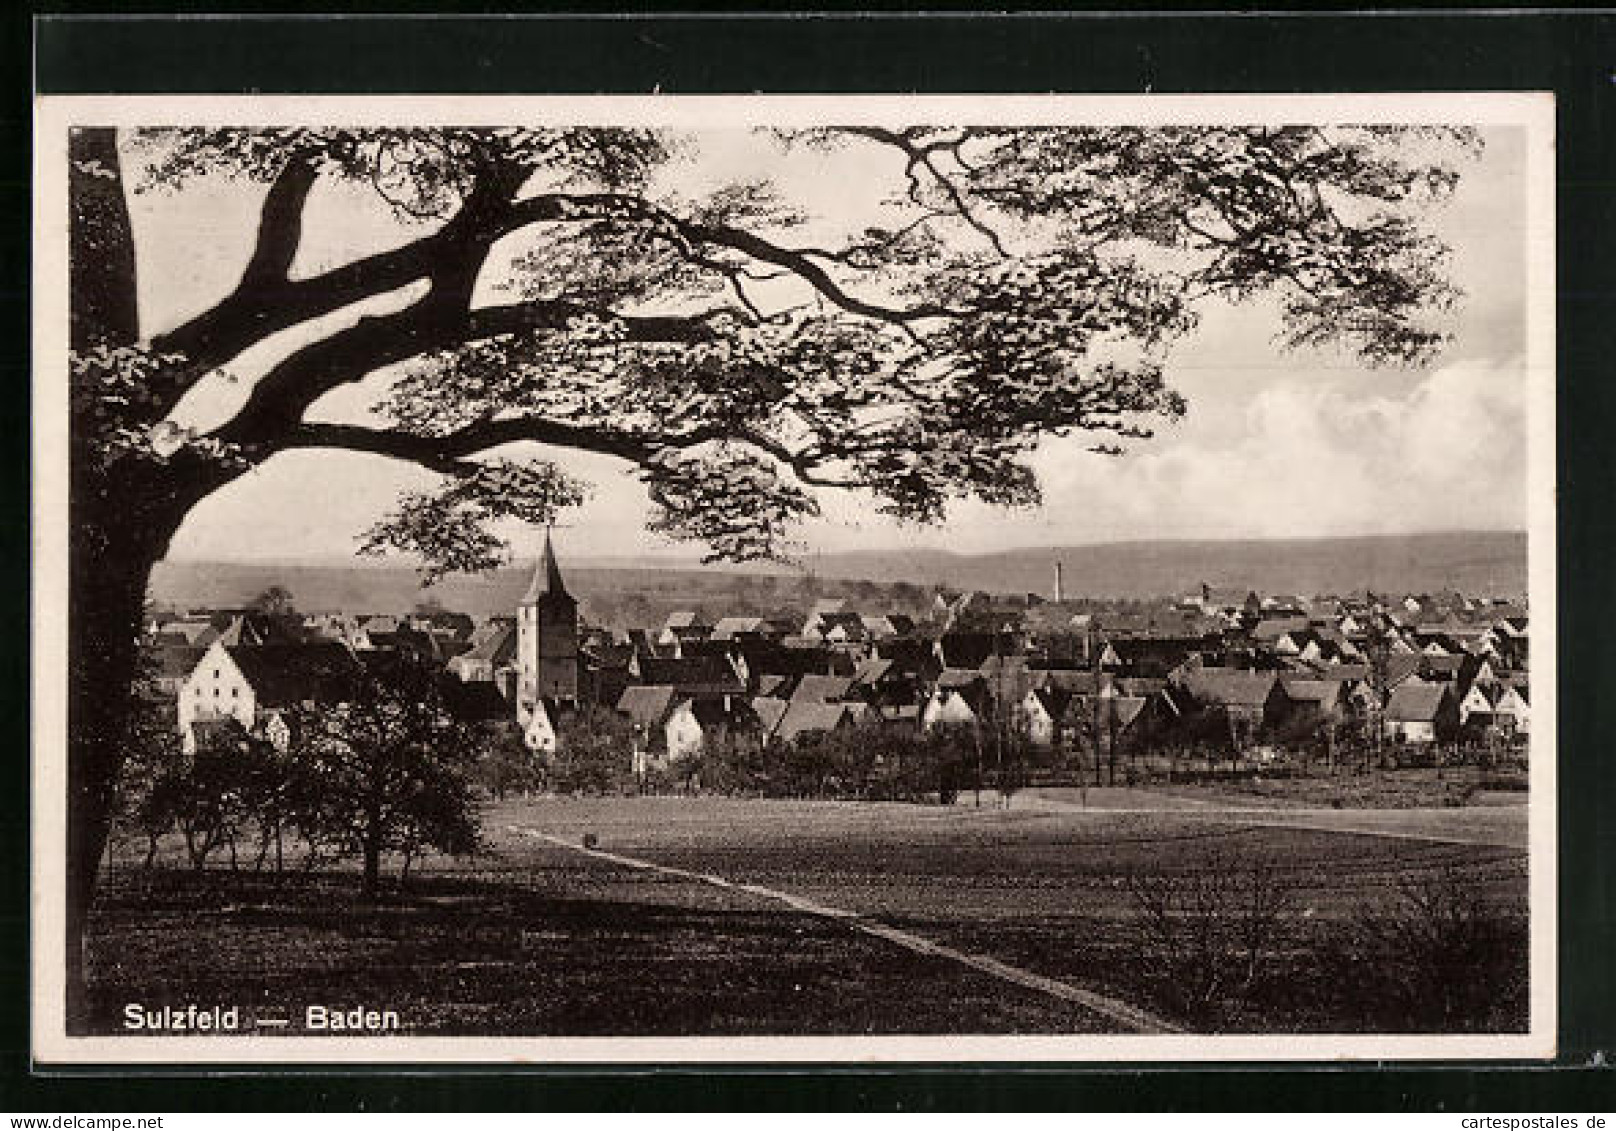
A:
[[522, 529, 570, 604]]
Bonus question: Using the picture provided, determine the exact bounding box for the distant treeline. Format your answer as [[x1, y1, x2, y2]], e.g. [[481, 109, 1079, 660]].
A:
[[150, 561, 944, 629]]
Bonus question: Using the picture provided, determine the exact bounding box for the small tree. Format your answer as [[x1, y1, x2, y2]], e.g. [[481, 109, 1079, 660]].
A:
[[286, 653, 482, 894], [145, 719, 269, 871], [475, 721, 544, 802], [551, 706, 634, 795], [249, 584, 297, 620], [109, 655, 188, 870]]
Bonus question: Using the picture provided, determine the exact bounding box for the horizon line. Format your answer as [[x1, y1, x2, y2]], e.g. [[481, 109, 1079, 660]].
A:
[[157, 528, 1529, 569]]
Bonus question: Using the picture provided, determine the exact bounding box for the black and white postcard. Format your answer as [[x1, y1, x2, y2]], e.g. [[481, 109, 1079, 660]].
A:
[[31, 93, 1556, 1064]]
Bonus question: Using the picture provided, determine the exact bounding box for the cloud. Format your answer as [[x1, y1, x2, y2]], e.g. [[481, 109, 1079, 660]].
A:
[[1015, 359, 1527, 545]]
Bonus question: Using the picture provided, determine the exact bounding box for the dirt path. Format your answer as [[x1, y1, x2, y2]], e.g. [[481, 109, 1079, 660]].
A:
[[509, 824, 1181, 1035]]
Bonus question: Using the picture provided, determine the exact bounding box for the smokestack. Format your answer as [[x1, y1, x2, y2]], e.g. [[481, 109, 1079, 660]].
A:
[[1054, 561, 1065, 604]]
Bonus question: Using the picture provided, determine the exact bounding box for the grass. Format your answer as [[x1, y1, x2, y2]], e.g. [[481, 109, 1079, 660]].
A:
[[84, 795, 1530, 1037], [85, 835, 1112, 1036], [1142, 765, 1529, 810]]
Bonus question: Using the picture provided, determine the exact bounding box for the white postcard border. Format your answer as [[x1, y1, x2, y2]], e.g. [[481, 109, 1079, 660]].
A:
[[31, 91, 1559, 1066]]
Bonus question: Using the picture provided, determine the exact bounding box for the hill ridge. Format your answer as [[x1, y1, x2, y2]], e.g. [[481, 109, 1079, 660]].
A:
[[151, 531, 1526, 617]]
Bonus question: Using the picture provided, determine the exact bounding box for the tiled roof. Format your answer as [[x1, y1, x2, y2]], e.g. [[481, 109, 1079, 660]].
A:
[[616, 685, 677, 728], [224, 643, 362, 707], [636, 655, 744, 693], [1178, 668, 1277, 708], [1385, 680, 1451, 722], [774, 701, 850, 742], [791, 673, 855, 704]]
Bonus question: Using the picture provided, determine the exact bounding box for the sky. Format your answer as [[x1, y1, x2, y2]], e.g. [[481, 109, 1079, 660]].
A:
[[127, 122, 1534, 564]]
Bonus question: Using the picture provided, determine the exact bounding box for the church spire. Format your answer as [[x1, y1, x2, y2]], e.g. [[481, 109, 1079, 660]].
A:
[[522, 527, 569, 603]]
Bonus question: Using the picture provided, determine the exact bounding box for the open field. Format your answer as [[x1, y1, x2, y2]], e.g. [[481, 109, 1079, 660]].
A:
[[960, 787, 1530, 848], [85, 795, 1529, 1037]]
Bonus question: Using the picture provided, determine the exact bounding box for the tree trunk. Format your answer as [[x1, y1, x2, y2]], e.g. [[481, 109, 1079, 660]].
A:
[[362, 805, 383, 897], [65, 128, 249, 1028], [65, 125, 143, 1031]]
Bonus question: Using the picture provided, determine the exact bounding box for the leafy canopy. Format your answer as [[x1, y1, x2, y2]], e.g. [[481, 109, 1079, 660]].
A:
[[103, 123, 1476, 576]]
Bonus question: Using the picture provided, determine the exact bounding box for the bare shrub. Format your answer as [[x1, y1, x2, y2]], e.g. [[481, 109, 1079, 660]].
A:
[[1322, 864, 1528, 1032], [1122, 853, 1297, 1030]]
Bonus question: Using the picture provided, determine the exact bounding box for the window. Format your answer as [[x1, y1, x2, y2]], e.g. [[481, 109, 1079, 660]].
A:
[[231, 688, 239, 698], [213, 670, 219, 679]]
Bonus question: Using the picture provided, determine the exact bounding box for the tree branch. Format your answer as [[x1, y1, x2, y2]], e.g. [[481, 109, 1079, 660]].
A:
[[239, 153, 322, 289], [284, 414, 853, 489], [835, 126, 1009, 257]]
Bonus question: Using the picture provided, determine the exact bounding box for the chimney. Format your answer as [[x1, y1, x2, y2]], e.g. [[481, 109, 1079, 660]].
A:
[[1054, 561, 1065, 604]]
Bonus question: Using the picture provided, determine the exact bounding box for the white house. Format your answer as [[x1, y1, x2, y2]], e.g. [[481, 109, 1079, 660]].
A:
[[1383, 680, 1457, 745], [177, 640, 257, 750], [663, 700, 706, 763], [1458, 682, 1497, 728], [616, 685, 705, 775], [1015, 688, 1058, 748], [177, 640, 358, 753], [1495, 684, 1531, 734], [523, 698, 558, 754], [921, 687, 980, 731]]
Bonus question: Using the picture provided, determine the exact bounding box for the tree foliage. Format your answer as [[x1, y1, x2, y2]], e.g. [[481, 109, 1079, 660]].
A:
[[284, 653, 483, 891], [96, 123, 1475, 578], [549, 706, 636, 795]]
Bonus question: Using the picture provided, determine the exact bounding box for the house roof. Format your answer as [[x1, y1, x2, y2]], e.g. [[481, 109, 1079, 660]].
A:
[[791, 673, 855, 704], [736, 640, 845, 679], [819, 614, 869, 641], [1386, 680, 1451, 722], [937, 632, 1019, 669], [1420, 653, 1470, 677], [1315, 663, 1371, 682], [753, 696, 790, 736], [1279, 678, 1343, 708], [163, 619, 217, 645], [710, 616, 764, 640], [1178, 668, 1277, 708], [1028, 686, 1074, 719], [1115, 676, 1167, 698], [1384, 653, 1423, 687], [774, 701, 850, 742], [690, 696, 757, 729], [1100, 695, 1150, 730], [853, 658, 896, 686], [149, 643, 206, 682], [936, 667, 985, 690], [635, 655, 744, 693], [1102, 637, 1204, 670], [224, 643, 362, 707], [616, 684, 678, 728], [1028, 668, 1105, 695], [1252, 616, 1311, 642], [458, 617, 513, 662]]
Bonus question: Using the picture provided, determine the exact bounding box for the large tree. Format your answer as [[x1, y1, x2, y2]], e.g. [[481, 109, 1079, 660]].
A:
[[65, 121, 1474, 1017]]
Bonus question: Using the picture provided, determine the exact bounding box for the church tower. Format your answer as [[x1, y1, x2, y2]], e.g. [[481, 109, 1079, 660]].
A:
[[516, 529, 579, 728]]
